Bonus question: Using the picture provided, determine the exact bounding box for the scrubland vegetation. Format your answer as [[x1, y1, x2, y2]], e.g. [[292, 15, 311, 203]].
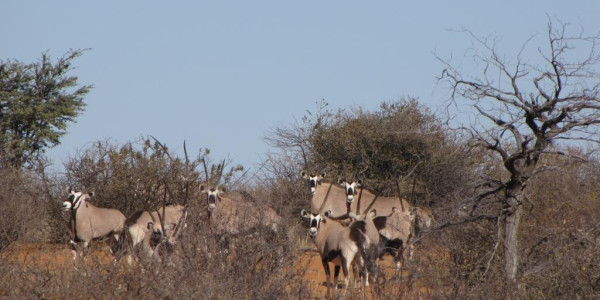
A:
[[2, 19, 600, 299], [1, 98, 600, 299]]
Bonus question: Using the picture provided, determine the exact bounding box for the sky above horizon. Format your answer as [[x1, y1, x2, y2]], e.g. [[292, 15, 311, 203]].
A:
[[2, 1, 599, 174]]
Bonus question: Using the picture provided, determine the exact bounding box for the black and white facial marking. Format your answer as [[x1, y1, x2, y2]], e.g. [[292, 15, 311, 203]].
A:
[[62, 189, 91, 211], [200, 185, 223, 212], [300, 209, 323, 238], [147, 221, 163, 249], [338, 179, 362, 203], [301, 171, 325, 195]]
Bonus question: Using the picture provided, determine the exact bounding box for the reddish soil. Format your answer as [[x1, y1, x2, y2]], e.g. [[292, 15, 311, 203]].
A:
[[0, 242, 114, 273], [288, 244, 452, 299], [1, 242, 450, 299]]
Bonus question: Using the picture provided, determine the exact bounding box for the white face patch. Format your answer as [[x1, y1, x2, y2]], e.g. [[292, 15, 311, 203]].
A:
[[308, 214, 322, 238], [308, 176, 320, 195], [340, 181, 359, 203], [63, 191, 84, 211], [205, 188, 221, 211]]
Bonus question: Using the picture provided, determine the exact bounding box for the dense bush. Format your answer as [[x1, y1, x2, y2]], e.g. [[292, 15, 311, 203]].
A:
[[62, 138, 203, 217], [267, 98, 477, 209]]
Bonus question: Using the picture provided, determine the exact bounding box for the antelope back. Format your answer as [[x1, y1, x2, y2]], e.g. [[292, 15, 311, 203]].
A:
[[309, 182, 360, 215], [357, 187, 412, 216]]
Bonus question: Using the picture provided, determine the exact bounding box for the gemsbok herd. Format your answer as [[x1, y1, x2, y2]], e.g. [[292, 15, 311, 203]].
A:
[[62, 168, 433, 299]]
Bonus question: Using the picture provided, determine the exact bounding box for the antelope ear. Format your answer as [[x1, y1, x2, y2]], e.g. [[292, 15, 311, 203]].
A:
[[300, 209, 310, 219], [319, 172, 326, 179], [357, 179, 363, 186], [324, 210, 333, 218], [301, 171, 308, 178], [392, 207, 398, 213], [68, 187, 74, 193], [200, 185, 206, 192], [337, 178, 344, 185], [220, 187, 227, 193], [89, 192, 95, 197], [367, 210, 376, 218], [147, 222, 154, 230]]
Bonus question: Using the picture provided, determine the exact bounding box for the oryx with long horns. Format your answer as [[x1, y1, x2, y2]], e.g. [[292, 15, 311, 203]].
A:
[[301, 171, 412, 219], [301, 171, 434, 275], [201, 159, 281, 236], [63, 189, 126, 258], [300, 209, 373, 300], [118, 204, 187, 259], [325, 209, 386, 287]]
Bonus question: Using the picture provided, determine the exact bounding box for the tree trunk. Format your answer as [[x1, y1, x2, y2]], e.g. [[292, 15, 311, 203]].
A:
[[504, 199, 523, 286]]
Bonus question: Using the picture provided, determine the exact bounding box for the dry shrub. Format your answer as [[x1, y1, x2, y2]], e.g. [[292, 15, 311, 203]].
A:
[[416, 149, 600, 299], [0, 168, 61, 250], [62, 138, 204, 217], [3, 119, 600, 299], [518, 152, 600, 298], [0, 205, 294, 299]]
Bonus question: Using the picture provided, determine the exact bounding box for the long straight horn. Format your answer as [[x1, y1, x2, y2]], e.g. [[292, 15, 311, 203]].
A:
[[182, 140, 191, 207], [148, 208, 159, 227], [159, 185, 168, 236], [150, 135, 173, 162], [300, 145, 310, 176], [216, 159, 226, 186], [317, 180, 335, 214], [202, 158, 209, 185]]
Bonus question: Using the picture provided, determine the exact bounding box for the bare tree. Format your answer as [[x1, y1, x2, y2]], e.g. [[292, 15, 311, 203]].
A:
[[439, 18, 600, 287]]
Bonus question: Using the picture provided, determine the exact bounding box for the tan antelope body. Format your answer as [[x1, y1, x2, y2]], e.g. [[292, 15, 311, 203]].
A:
[[302, 172, 411, 217], [62, 190, 126, 257], [329, 210, 385, 286], [301, 209, 371, 300], [202, 186, 281, 235], [122, 204, 186, 257]]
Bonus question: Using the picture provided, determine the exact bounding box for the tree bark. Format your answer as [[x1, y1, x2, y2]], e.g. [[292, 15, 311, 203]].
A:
[[504, 199, 523, 286]]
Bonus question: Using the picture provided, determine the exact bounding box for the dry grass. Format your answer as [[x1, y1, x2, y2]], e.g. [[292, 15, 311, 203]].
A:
[[1, 233, 455, 299]]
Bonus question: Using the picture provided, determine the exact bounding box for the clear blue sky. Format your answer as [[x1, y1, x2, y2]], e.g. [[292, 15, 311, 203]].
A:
[[2, 1, 598, 173]]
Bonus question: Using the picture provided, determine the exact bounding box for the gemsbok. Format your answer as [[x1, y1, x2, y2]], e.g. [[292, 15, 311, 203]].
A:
[[300, 209, 372, 300], [62, 189, 126, 258], [118, 204, 187, 259], [201, 185, 281, 236], [301, 171, 412, 218], [327, 210, 385, 286], [301, 172, 436, 274]]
